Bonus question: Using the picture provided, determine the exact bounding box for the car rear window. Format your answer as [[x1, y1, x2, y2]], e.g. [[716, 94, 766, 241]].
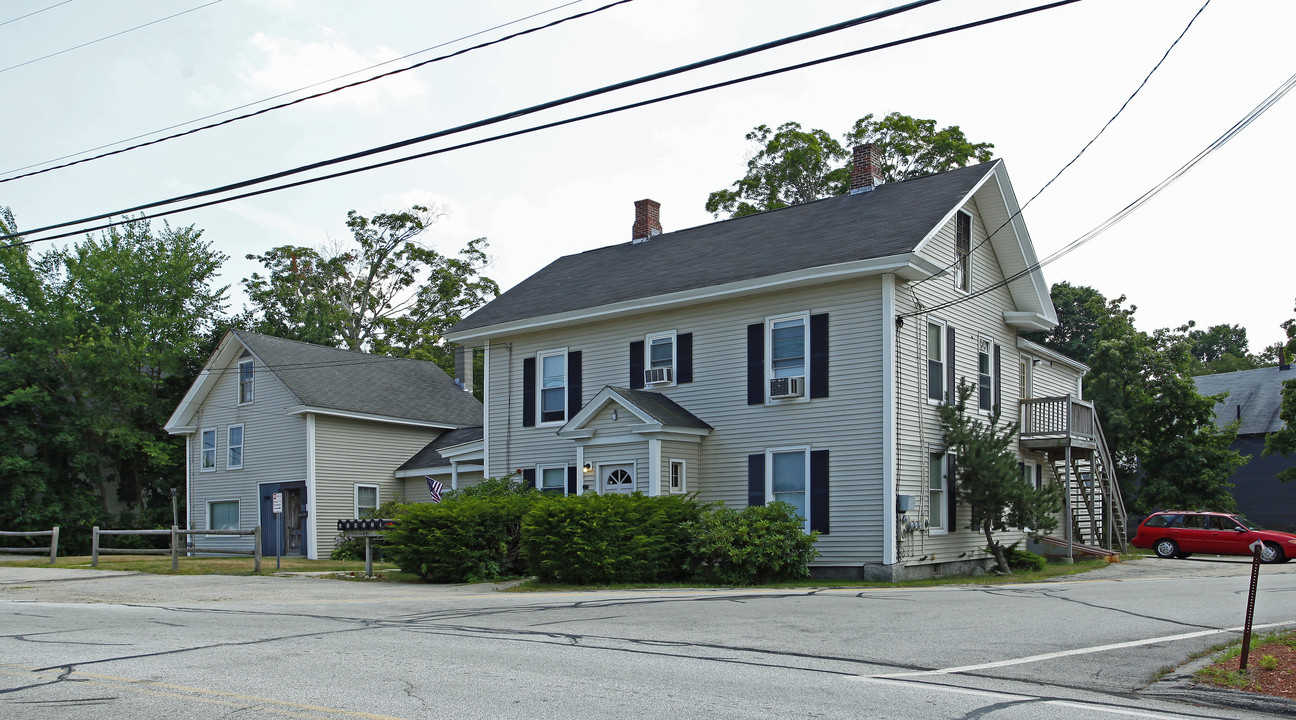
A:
[[1144, 514, 1177, 528]]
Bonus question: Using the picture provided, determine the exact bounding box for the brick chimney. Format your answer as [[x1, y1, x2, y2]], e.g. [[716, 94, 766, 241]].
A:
[[632, 199, 662, 243], [850, 144, 885, 194]]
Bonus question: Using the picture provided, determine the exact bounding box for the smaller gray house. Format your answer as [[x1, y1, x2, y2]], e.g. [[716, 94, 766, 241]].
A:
[[1194, 364, 1296, 531], [165, 330, 483, 559]]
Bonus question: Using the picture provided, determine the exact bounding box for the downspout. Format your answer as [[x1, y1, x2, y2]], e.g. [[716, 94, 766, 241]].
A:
[[882, 274, 897, 565]]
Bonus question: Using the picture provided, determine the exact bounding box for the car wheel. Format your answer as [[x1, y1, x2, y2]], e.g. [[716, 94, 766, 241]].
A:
[[1154, 539, 1179, 559], [1174, 552, 1193, 559], [1260, 542, 1284, 564]]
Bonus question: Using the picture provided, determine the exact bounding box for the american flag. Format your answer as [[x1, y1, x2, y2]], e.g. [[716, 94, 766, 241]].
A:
[[426, 476, 444, 503]]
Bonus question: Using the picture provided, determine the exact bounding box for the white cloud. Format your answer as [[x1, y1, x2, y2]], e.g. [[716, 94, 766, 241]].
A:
[[236, 30, 425, 112]]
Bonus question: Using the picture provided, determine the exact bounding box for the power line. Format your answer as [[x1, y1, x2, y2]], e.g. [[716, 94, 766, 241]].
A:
[[2, 0, 1083, 248], [0, 0, 71, 29], [0, 0, 223, 75], [898, 69, 1296, 319], [907, 0, 1211, 292], [0, 0, 611, 182]]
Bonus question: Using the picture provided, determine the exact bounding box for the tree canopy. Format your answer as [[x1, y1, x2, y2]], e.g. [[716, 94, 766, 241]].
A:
[[705, 112, 994, 218], [240, 204, 499, 375], [0, 210, 228, 546]]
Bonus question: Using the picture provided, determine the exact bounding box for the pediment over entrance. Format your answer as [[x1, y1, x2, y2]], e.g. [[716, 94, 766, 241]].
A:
[[558, 386, 712, 441]]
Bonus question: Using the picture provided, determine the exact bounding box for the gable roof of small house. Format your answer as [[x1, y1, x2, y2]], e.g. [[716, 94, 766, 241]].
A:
[[397, 426, 485, 472], [165, 330, 483, 433], [1193, 365, 1295, 435], [448, 160, 1055, 341]]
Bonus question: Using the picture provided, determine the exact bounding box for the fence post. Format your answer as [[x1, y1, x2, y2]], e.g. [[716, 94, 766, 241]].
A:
[[170, 525, 179, 571], [254, 525, 262, 573], [91, 526, 100, 568], [48, 526, 59, 565]]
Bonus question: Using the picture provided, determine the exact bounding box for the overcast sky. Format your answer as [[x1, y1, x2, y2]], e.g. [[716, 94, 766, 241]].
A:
[[2, 0, 1292, 353]]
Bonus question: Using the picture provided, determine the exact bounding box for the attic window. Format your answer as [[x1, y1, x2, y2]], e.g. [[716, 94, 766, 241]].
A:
[[238, 360, 254, 404], [954, 211, 971, 292]]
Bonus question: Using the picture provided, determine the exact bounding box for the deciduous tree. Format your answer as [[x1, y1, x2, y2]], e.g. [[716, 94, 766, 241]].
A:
[[705, 112, 994, 218]]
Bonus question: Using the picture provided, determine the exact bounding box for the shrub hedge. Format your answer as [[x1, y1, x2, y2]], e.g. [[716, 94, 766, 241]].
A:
[[521, 493, 703, 584], [684, 502, 819, 585], [383, 494, 540, 582]]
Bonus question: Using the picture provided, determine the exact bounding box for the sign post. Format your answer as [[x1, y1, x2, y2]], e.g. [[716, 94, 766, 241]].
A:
[[272, 492, 283, 571], [1239, 540, 1264, 670]]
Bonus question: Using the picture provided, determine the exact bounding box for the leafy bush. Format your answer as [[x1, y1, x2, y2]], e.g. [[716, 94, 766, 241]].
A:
[[684, 502, 819, 585], [520, 493, 703, 584], [442, 476, 538, 501], [331, 535, 383, 561], [383, 494, 540, 582], [1001, 541, 1046, 572]]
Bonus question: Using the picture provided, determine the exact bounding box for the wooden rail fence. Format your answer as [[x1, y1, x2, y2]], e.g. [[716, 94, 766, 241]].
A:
[[92, 526, 262, 572], [0, 527, 59, 564]]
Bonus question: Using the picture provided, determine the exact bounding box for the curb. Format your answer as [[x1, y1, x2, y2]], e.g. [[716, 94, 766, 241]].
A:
[[1141, 653, 1296, 715]]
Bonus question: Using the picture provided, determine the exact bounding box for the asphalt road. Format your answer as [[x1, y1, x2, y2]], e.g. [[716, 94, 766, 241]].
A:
[[1, 557, 1294, 719]]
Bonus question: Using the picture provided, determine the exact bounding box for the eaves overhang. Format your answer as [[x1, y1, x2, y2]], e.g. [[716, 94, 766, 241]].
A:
[[288, 406, 458, 430], [448, 253, 943, 344]]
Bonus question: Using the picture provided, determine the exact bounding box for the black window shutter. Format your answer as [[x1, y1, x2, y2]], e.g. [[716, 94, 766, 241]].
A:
[[993, 343, 1002, 413], [810, 449, 830, 534], [945, 326, 956, 403], [567, 351, 582, 420], [522, 357, 536, 427], [809, 313, 829, 399], [629, 341, 645, 390], [946, 454, 958, 532], [676, 333, 693, 384], [522, 468, 536, 489], [747, 453, 765, 507], [566, 465, 577, 495], [747, 323, 764, 405]]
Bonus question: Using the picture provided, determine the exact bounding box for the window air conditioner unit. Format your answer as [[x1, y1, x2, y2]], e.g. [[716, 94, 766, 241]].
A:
[[769, 376, 805, 399], [644, 367, 673, 385]]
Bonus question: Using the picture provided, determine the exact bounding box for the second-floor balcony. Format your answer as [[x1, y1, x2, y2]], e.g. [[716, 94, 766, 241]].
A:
[[1019, 395, 1098, 450]]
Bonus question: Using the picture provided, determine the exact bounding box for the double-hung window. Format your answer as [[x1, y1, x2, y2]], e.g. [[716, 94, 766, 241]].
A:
[[769, 448, 809, 529], [355, 485, 379, 518], [209, 500, 239, 530], [954, 211, 971, 292], [646, 332, 675, 385], [227, 425, 244, 470], [238, 359, 254, 404], [927, 322, 945, 402], [669, 460, 686, 493], [769, 316, 807, 379], [201, 429, 217, 471], [539, 465, 567, 495], [539, 350, 567, 424], [929, 452, 948, 533], [978, 339, 993, 412]]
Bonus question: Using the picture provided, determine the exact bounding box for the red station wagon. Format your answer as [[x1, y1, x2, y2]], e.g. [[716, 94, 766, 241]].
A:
[[1132, 511, 1296, 563]]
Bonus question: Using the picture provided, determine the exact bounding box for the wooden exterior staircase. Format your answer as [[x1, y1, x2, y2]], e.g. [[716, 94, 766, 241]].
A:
[[1019, 395, 1128, 555]]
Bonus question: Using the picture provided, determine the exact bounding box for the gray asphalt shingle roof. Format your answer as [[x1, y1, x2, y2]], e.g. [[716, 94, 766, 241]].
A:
[[398, 426, 484, 471], [1193, 365, 1294, 435], [451, 162, 997, 333], [608, 387, 712, 430], [234, 330, 483, 427]]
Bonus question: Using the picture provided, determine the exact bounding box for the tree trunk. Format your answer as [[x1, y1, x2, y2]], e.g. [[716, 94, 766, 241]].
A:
[[983, 520, 1011, 574]]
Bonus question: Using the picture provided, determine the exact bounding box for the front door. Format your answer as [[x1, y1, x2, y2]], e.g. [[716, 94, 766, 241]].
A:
[[600, 464, 635, 495], [260, 482, 308, 556]]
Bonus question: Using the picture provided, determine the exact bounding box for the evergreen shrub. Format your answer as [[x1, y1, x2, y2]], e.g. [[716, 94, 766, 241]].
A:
[[520, 493, 702, 584], [684, 502, 819, 585], [383, 493, 539, 582]]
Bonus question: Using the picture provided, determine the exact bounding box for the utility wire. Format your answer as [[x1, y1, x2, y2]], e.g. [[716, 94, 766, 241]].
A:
[[0, 0, 223, 74], [0, 0, 71, 29], [898, 69, 1296, 319], [907, 0, 1211, 292], [0, 0, 605, 181], [2, 0, 1083, 247]]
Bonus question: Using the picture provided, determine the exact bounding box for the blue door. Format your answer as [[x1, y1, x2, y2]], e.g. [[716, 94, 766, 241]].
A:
[[260, 482, 307, 556]]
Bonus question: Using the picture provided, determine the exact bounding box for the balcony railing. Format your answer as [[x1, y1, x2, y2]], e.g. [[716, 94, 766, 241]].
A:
[[1019, 395, 1096, 447]]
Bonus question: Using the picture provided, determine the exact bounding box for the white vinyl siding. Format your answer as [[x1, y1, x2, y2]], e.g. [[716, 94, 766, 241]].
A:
[[483, 277, 887, 566], [188, 353, 308, 556], [313, 416, 435, 557]]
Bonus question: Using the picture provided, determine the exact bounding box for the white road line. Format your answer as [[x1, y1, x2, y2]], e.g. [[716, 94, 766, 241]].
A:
[[857, 677, 1214, 719], [867, 620, 1295, 678]]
